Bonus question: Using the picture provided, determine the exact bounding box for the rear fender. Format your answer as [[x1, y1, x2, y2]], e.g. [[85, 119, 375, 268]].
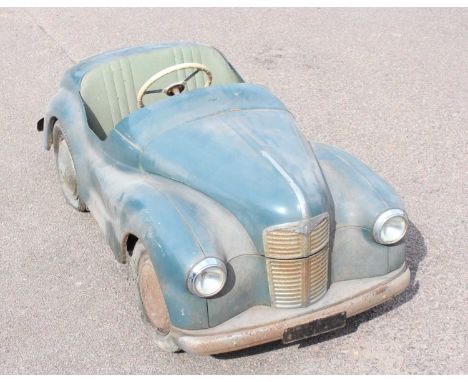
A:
[[43, 88, 87, 151]]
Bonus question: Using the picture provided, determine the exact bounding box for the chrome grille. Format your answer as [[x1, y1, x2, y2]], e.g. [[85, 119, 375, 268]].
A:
[[266, 258, 304, 308], [264, 214, 329, 259], [264, 229, 306, 259], [308, 217, 329, 254], [264, 214, 330, 308], [307, 247, 329, 304]]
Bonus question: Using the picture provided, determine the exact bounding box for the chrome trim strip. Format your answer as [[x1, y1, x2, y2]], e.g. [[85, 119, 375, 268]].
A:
[[260, 150, 308, 219]]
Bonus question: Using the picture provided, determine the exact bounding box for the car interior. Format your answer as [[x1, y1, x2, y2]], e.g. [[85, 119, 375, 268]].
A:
[[80, 43, 244, 140]]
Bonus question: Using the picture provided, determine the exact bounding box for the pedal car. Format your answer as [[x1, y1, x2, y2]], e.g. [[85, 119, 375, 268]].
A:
[[37, 43, 410, 354]]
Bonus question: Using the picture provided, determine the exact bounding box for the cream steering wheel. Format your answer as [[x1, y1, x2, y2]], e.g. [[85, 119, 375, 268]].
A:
[[137, 63, 213, 108]]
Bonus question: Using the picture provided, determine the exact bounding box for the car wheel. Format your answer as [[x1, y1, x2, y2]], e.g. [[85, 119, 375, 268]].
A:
[[129, 241, 180, 353], [53, 123, 87, 212]]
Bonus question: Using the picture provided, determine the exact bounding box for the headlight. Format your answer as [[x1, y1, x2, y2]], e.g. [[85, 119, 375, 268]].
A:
[[373, 209, 408, 245], [187, 258, 227, 297]]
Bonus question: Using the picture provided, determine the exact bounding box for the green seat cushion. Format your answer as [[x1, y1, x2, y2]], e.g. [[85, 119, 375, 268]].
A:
[[80, 43, 243, 140]]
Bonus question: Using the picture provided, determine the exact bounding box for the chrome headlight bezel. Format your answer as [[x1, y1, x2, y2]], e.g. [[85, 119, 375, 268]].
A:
[[187, 257, 227, 298], [373, 209, 408, 245]]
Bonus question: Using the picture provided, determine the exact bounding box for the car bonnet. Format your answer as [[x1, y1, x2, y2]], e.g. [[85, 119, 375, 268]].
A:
[[115, 84, 333, 252]]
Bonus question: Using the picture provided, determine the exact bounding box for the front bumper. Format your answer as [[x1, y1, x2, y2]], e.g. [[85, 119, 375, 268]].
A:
[[171, 263, 410, 355]]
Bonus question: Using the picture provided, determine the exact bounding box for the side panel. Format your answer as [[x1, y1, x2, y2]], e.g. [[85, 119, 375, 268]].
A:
[[43, 89, 212, 329]]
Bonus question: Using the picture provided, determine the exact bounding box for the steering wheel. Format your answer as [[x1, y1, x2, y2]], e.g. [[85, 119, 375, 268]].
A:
[[137, 63, 213, 108]]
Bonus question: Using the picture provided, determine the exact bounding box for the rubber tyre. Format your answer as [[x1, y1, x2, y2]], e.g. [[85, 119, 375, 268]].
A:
[[53, 123, 87, 212], [129, 242, 180, 353]]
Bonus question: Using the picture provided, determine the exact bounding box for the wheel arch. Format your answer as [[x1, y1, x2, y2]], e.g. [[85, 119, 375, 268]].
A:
[[45, 115, 58, 149], [121, 232, 139, 264]]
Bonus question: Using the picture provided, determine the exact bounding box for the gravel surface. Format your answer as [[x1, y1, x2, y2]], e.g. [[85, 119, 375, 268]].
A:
[[0, 8, 466, 374]]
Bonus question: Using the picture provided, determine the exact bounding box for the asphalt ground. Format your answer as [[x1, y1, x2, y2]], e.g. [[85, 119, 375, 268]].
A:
[[0, 8, 466, 374]]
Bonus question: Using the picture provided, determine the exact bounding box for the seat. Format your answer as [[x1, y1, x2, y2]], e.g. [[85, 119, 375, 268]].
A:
[[80, 43, 243, 140]]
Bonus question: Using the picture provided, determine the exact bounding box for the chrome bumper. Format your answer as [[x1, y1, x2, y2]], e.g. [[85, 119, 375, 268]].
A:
[[171, 263, 410, 355]]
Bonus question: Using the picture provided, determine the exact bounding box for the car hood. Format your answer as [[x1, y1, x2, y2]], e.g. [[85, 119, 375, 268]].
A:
[[115, 84, 333, 252]]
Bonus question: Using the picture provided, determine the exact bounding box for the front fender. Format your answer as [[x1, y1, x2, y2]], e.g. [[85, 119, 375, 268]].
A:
[[116, 174, 268, 330], [312, 143, 406, 281], [153, 177, 270, 328], [115, 180, 209, 330]]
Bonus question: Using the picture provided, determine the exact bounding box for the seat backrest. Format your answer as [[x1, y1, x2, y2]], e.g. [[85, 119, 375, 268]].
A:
[[80, 44, 243, 140]]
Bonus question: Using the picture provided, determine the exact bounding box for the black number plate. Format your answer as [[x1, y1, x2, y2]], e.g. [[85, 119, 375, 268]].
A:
[[282, 312, 347, 344]]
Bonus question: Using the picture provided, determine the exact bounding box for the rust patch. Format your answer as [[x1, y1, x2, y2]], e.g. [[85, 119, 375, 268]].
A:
[[375, 285, 388, 295], [139, 255, 171, 334]]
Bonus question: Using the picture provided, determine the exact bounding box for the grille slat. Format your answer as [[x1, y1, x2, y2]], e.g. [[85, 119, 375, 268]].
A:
[[264, 215, 329, 260], [265, 214, 330, 308]]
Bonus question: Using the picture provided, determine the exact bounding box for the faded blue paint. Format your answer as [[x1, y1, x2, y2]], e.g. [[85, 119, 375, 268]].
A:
[[41, 43, 407, 331], [312, 143, 406, 281], [207, 254, 271, 328], [118, 84, 332, 251]]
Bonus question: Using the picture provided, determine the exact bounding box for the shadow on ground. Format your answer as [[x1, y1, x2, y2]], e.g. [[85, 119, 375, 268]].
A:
[[214, 221, 426, 359]]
